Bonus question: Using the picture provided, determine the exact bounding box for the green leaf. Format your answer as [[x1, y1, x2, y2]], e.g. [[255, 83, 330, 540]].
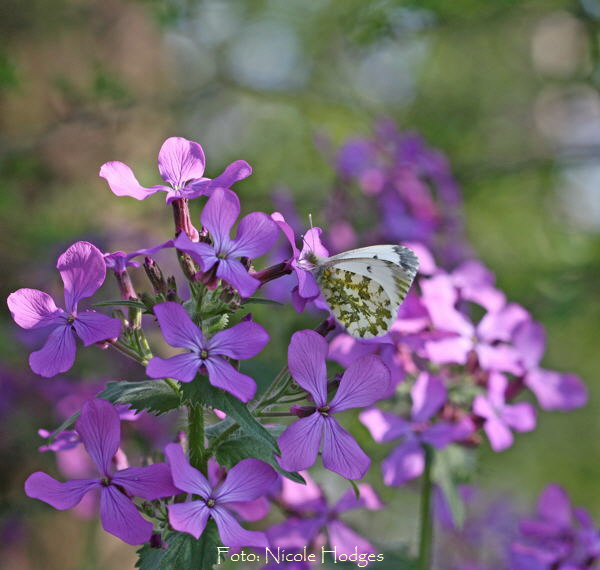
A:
[[181, 379, 278, 453], [215, 434, 305, 484], [98, 380, 181, 416], [136, 524, 220, 570], [93, 300, 148, 309], [47, 410, 80, 440], [348, 479, 360, 500]]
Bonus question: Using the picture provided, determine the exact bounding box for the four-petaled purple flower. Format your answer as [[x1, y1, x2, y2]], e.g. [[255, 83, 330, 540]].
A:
[[360, 372, 474, 486], [174, 187, 278, 298], [165, 443, 277, 547], [266, 471, 383, 566], [511, 484, 600, 569], [24, 399, 179, 545], [146, 302, 269, 402], [473, 372, 536, 452], [7, 242, 122, 377], [277, 330, 390, 480], [99, 136, 252, 203], [270, 213, 330, 312]]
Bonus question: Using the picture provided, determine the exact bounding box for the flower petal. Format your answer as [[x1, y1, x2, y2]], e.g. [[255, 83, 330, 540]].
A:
[[502, 402, 536, 433], [271, 212, 300, 257], [100, 485, 153, 545], [226, 497, 270, 522], [525, 369, 587, 411], [483, 417, 514, 452], [359, 407, 411, 443], [322, 417, 370, 480], [29, 323, 76, 377], [153, 302, 204, 350], [111, 463, 179, 500], [7, 289, 63, 329], [424, 336, 472, 365], [477, 303, 529, 343], [328, 520, 375, 556], [168, 501, 211, 539], [411, 372, 447, 422], [201, 187, 239, 251], [188, 160, 253, 198], [76, 399, 121, 476], [278, 413, 323, 472], [230, 212, 278, 259], [164, 443, 212, 497], [99, 161, 164, 200], [300, 227, 329, 259], [73, 311, 121, 345], [173, 232, 218, 272], [382, 440, 424, 485], [287, 330, 329, 407], [214, 459, 277, 504], [216, 259, 260, 298], [333, 484, 383, 514], [157, 137, 206, 187], [203, 357, 257, 402], [537, 484, 572, 526], [212, 506, 268, 548], [57, 242, 106, 313], [513, 320, 546, 370], [208, 321, 269, 360], [146, 353, 201, 383], [25, 472, 99, 509], [329, 355, 390, 413]]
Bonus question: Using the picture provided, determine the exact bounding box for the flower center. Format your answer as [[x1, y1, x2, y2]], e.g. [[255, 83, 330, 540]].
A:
[[318, 405, 330, 417], [200, 349, 209, 360], [100, 477, 111, 487], [206, 498, 216, 508], [67, 315, 76, 324]]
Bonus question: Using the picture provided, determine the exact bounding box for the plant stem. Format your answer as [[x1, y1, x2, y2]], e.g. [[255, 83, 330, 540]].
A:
[[109, 340, 147, 365], [188, 403, 207, 475], [418, 444, 435, 570]]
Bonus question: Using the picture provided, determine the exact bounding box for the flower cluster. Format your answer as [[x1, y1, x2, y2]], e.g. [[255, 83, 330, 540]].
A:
[[6, 129, 591, 569]]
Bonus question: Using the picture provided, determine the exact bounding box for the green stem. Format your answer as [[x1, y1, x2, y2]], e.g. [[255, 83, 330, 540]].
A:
[[418, 444, 435, 570], [257, 411, 295, 418], [188, 404, 207, 475], [109, 340, 148, 365]]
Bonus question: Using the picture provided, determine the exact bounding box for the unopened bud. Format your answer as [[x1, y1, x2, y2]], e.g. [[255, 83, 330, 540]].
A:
[[143, 257, 168, 296]]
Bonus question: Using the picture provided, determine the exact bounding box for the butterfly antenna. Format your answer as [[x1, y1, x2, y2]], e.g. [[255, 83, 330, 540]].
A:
[[309, 213, 314, 230]]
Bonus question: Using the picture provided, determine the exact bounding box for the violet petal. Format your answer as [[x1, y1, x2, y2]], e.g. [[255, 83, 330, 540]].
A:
[[7, 289, 63, 329], [287, 330, 329, 407], [321, 417, 370, 480], [278, 413, 323, 472], [100, 485, 153, 545], [73, 311, 121, 346], [111, 464, 179, 500], [214, 459, 277, 504], [211, 506, 268, 548], [25, 472, 99, 510], [76, 399, 121, 476], [329, 355, 390, 413], [29, 323, 76, 377], [168, 501, 211, 539], [57, 242, 106, 313]]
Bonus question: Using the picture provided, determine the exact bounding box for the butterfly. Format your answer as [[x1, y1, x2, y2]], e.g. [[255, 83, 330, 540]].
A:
[[302, 244, 420, 338]]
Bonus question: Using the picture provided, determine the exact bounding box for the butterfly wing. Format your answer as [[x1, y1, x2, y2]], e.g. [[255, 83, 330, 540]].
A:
[[315, 246, 419, 338]]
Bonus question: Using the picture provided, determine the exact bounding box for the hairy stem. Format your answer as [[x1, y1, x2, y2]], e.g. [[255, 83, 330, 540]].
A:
[[418, 444, 435, 570]]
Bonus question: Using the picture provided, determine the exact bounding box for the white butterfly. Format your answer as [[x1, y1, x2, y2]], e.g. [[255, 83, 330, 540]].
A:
[[300, 244, 420, 338]]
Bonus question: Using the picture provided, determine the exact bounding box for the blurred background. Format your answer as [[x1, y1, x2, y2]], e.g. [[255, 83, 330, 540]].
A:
[[1, 0, 600, 568]]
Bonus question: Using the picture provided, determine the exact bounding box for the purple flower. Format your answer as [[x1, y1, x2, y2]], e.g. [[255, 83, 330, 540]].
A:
[[104, 240, 174, 273], [277, 330, 390, 480], [421, 273, 527, 374], [513, 320, 587, 411], [270, 213, 329, 312], [99, 136, 252, 203], [360, 373, 474, 486], [511, 484, 600, 569], [7, 242, 122, 377], [473, 372, 536, 452], [146, 302, 269, 402], [165, 443, 277, 547], [174, 187, 278, 298], [24, 399, 178, 545], [267, 471, 383, 560]]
